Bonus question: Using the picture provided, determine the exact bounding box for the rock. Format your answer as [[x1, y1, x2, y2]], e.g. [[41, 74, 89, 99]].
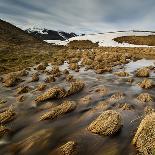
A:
[[132, 112, 155, 154], [88, 110, 122, 136]]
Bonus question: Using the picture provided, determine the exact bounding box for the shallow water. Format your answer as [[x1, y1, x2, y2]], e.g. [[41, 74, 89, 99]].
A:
[[0, 59, 155, 155]]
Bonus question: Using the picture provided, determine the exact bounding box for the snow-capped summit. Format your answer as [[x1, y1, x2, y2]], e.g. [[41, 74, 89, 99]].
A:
[[25, 28, 77, 41]]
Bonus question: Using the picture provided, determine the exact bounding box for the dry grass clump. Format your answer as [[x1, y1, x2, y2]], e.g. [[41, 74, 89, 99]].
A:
[[137, 93, 153, 102], [0, 125, 10, 137], [79, 95, 92, 105], [36, 83, 47, 91], [63, 69, 69, 75], [66, 81, 85, 96], [0, 108, 16, 124], [31, 73, 39, 82], [138, 79, 153, 89], [34, 86, 66, 104], [95, 87, 109, 96], [10, 129, 52, 154], [69, 63, 80, 72], [36, 63, 47, 70], [34, 81, 85, 104], [117, 103, 134, 110], [109, 92, 125, 102], [132, 112, 155, 154], [50, 66, 61, 77], [144, 106, 155, 115], [44, 76, 55, 83], [0, 99, 7, 105], [57, 141, 77, 155], [135, 67, 150, 77], [40, 101, 76, 121], [88, 110, 122, 136], [16, 95, 24, 102], [95, 67, 112, 74], [65, 74, 74, 82], [16, 69, 29, 77], [16, 85, 30, 94], [114, 71, 129, 77], [3, 73, 21, 87]]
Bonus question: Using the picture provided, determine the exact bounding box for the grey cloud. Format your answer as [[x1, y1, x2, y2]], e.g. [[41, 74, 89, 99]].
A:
[[0, 0, 155, 33]]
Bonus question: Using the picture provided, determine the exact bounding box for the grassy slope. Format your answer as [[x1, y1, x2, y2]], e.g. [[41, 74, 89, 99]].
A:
[[0, 19, 65, 74], [113, 35, 155, 46]]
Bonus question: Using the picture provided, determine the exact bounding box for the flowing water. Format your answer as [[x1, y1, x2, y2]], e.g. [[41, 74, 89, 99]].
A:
[[0, 59, 155, 155]]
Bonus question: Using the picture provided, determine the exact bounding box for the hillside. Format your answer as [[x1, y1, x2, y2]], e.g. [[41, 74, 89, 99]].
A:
[[0, 19, 65, 74]]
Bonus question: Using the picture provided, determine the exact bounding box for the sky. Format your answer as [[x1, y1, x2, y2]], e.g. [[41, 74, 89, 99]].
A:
[[0, 0, 155, 34]]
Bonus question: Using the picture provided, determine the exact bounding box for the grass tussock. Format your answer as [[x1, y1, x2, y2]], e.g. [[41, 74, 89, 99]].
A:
[[138, 79, 153, 89], [36, 83, 47, 91], [0, 108, 16, 124], [109, 92, 125, 102], [40, 101, 76, 121], [88, 110, 122, 136], [135, 67, 150, 77], [16, 85, 30, 94], [57, 141, 77, 155], [114, 71, 129, 77], [31, 73, 39, 82], [137, 93, 153, 102], [0, 125, 9, 137], [117, 103, 134, 110], [44, 76, 55, 83], [132, 112, 155, 154], [144, 106, 155, 115]]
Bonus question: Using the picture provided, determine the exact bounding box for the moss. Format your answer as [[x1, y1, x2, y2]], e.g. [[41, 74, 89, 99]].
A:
[[132, 112, 155, 154], [88, 110, 122, 136]]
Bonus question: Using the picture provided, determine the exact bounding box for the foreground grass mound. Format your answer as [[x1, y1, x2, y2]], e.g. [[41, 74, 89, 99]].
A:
[[133, 112, 155, 154], [88, 110, 122, 136]]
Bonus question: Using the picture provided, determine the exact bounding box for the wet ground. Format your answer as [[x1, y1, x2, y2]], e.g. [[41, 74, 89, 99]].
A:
[[0, 59, 155, 155]]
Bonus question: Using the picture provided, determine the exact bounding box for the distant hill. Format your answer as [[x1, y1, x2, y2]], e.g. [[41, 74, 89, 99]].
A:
[[25, 28, 77, 41], [0, 19, 64, 74]]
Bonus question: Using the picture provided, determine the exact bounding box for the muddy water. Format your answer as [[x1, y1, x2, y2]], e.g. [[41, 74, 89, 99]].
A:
[[0, 59, 155, 155]]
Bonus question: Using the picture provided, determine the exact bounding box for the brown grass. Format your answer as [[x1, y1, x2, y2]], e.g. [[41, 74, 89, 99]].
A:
[[88, 110, 122, 136], [0, 108, 16, 124], [135, 67, 150, 77], [138, 79, 153, 89], [137, 93, 153, 102], [114, 71, 129, 77], [40, 101, 76, 121], [132, 112, 155, 154], [0, 125, 9, 137], [114, 35, 155, 46]]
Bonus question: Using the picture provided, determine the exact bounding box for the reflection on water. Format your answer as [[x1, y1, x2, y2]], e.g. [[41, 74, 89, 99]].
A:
[[0, 59, 155, 155]]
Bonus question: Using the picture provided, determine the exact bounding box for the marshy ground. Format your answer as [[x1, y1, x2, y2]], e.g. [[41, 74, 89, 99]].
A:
[[1, 44, 155, 155]]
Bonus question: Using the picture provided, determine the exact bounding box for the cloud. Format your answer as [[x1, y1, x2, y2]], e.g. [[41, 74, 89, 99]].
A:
[[0, 0, 155, 33]]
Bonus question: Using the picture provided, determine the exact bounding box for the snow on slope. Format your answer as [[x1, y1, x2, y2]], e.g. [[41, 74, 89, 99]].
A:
[[45, 31, 155, 47]]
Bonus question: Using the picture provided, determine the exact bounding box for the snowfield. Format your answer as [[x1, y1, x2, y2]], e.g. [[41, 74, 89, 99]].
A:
[[45, 31, 155, 47]]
